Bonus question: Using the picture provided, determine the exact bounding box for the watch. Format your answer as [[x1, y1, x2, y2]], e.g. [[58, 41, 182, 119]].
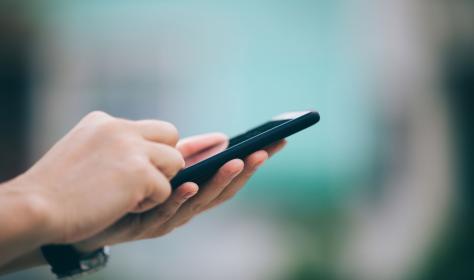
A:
[[41, 245, 110, 279]]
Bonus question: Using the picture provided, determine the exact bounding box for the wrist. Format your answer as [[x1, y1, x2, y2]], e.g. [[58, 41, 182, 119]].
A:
[[3, 176, 59, 246]]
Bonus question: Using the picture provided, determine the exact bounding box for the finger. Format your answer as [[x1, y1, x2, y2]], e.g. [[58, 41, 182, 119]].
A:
[[264, 139, 287, 157], [182, 159, 244, 212], [159, 159, 244, 229], [132, 120, 180, 146], [147, 143, 185, 179], [175, 216, 193, 228], [140, 182, 199, 229], [131, 167, 172, 213], [183, 142, 228, 167], [177, 133, 228, 158], [204, 150, 269, 210]]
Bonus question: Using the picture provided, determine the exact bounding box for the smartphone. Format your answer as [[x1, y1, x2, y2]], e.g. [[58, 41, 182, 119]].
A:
[[171, 110, 320, 189]]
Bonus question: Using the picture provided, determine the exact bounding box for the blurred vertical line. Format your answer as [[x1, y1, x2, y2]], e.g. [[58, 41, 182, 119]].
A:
[[0, 0, 34, 181], [420, 0, 474, 279]]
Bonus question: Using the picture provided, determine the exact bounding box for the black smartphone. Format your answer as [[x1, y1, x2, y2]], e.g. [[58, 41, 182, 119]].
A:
[[171, 110, 320, 189]]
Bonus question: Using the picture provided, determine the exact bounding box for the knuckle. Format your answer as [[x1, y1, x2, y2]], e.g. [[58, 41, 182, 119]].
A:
[[81, 111, 110, 124], [88, 110, 109, 118], [160, 121, 179, 144], [98, 118, 123, 134], [114, 136, 135, 152], [83, 119, 124, 142], [130, 154, 150, 170], [78, 111, 111, 130], [155, 181, 172, 204], [158, 146, 185, 177], [170, 149, 186, 171], [78, 115, 130, 148]]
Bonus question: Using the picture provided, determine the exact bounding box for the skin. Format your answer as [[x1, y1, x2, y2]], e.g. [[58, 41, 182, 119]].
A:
[[0, 111, 287, 275], [74, 134, 286, 252]]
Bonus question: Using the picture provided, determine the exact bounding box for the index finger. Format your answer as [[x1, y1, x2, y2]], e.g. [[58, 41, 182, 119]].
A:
[[177, 132, 228, 158], [132, 120, 180, 146]]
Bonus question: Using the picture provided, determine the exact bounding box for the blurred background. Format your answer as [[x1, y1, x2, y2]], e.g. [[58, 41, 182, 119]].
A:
[[1, 0, 473, 279]]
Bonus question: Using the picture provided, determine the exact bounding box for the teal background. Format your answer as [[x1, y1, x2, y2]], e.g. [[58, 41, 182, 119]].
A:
[[2, 1, 462, 279]]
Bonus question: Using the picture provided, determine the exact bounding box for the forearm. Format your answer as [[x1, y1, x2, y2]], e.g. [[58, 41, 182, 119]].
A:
[[0, 178, 54, 268]]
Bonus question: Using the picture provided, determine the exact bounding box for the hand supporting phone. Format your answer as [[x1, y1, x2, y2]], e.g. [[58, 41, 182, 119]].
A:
[[171, 110, 320, 189]]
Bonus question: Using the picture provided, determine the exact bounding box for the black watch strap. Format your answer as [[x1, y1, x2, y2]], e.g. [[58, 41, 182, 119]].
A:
[[41, 245, 109, 279]]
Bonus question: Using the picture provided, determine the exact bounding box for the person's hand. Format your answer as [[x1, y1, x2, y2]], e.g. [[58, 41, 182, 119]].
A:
[[13, 111, 184, 245], [72, 133, 287, 252]]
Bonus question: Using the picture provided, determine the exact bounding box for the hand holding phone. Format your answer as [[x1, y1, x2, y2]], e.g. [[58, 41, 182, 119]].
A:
[[171, 110, 320, 188]]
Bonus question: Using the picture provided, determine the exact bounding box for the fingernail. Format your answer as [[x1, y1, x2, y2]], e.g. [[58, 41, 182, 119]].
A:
[[183, 192, 196, 200]]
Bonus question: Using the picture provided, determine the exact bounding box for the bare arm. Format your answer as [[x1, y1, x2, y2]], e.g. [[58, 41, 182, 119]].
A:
[[0, 132, 286, 276], [0, 111, 183, 275], [0, 181, 53, 268]]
